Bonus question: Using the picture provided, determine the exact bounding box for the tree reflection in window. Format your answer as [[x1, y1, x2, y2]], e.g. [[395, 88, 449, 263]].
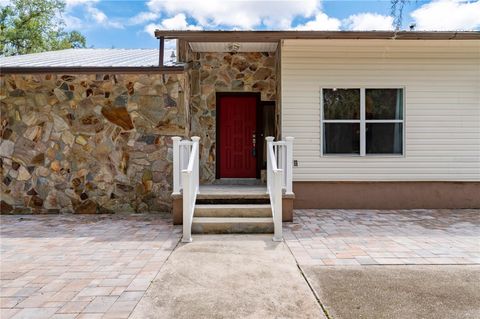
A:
[[323, 89, 360, 120]]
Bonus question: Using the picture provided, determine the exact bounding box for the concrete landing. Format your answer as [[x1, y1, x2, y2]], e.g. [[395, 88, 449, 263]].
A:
[[130, 235, 325, 319], [197, 185, 269, 200]]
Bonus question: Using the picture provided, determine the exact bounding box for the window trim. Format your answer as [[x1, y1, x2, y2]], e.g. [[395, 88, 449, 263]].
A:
[[320, 87, 406, 157]]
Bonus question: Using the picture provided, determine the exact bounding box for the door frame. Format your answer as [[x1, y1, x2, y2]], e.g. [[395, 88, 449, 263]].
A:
[[215, 92, 262, 180]]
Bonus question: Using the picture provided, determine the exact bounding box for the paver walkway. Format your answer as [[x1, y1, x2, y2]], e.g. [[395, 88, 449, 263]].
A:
[[1, 209, 479, 318], [0, 214, 180, 319], [284, 209, 480, 266]]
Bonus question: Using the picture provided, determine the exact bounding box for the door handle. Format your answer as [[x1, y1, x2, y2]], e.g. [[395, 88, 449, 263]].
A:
[[252, 132, 256, 157]]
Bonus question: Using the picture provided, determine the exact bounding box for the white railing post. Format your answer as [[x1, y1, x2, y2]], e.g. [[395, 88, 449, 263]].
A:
[[278, 144, 283, 175], [285, 137, 294, 195], [182, 169, 192, 243], [265, 136, 274, 194], [180, 136, 200, 243], [272, 170, 283, 241], [266, 137, 284, 242], [191, 136, 200, 194], [172, 136, 181, 195]]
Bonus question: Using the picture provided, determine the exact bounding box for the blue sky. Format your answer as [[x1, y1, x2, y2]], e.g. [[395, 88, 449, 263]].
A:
[[55, 0, 480, 49]]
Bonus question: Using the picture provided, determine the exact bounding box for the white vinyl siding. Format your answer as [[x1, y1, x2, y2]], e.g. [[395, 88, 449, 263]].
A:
[[281, 39, 480, 181]]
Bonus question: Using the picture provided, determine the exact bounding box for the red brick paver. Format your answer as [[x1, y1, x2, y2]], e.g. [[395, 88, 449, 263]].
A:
[[284, 209, 480, 266], [0, 214, 180, 319]]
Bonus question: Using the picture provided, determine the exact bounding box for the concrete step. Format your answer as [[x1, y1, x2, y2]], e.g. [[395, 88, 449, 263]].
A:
[[194, 204, 272, 218], [212, 178, 262, 185], [197, 185, 269, 201], [196, 198, 270, 205], [191, 217, 273, 234]]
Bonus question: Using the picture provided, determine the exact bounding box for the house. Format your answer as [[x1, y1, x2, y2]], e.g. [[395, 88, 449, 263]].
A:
[[1, 31, 479, 240]]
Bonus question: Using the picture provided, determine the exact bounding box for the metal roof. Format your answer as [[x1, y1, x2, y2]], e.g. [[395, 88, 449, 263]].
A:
[[0, 48, 164, 68]]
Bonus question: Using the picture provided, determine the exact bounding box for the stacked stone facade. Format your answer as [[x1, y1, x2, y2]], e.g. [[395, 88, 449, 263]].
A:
[[188, 52, 277, 182], [1, 73, 188, 214], [0, 51, 278, 214]]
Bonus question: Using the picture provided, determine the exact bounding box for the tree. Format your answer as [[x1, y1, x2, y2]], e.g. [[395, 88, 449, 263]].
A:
[[0, 0, 86, 56], [391, 0, 414, 31]]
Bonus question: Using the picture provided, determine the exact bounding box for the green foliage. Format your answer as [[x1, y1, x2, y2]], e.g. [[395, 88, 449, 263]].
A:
[[0, 0, 86, 56]]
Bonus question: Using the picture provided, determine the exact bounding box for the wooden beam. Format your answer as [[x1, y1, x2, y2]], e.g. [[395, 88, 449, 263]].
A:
[[154, 30, 480, 42]]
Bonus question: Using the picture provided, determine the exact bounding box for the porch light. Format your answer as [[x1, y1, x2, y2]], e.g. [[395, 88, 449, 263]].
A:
[[226, 42, 241, 53]]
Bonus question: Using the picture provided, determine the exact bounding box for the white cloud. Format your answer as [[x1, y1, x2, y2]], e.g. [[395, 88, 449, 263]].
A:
[[344, 13, 394, 31], [411, 0, 480, 31], [86, 5, 107, 23], [62, 0, 123, 30], [129, 11, 160, 25], [144, 13, 202, 38], [159, 13, 203, 30], [85, 5, 123, 28], [65, 0, 98, 9], [63, 14, 85, 29], [144, 23, 158, 36], [146, 0, 320, 29], [293, 13, 341, 30]]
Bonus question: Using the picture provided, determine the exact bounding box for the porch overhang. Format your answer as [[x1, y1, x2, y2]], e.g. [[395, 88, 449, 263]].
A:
[[155, 30, 480, 42], [189, 42, 278, 53]]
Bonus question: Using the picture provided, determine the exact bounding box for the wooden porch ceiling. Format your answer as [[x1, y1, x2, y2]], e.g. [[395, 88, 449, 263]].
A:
[[155, 30, 480, 42]]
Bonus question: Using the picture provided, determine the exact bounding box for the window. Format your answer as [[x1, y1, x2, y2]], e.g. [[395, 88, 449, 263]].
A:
[[321, 88, 404, 156]]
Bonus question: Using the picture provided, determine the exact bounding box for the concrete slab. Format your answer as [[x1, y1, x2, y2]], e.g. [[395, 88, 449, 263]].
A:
[[130, 235, 325, 319], [303, 265, 480, 319]]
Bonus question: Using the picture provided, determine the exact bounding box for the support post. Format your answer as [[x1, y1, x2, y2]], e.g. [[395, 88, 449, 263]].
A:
[[159, 36, 165, 67], [272, 171, 283, 242], [265, 137, 274, 194], [172, 136, 181, 195], [191, 136, 200, 194], [182, 170, 192, 243], [285, 136, 294, 195]]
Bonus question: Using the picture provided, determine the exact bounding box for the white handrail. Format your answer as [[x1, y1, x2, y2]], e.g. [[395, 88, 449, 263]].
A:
[[172, 136, 200, 243], [172, 137, 198, 195], [270, 137, 294, 195], [266, 137, 283, 242]]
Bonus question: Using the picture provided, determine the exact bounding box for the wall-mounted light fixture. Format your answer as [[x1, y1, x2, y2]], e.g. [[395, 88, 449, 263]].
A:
[[226, 42, 241, 53]]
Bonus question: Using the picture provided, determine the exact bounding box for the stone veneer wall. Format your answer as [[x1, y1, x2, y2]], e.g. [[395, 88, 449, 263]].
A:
[[188, 51, 277, 182], [0, 73, 188, 214]]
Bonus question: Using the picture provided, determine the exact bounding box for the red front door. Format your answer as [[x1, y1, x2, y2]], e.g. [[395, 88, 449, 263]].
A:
[[219, 95, 257, 178]]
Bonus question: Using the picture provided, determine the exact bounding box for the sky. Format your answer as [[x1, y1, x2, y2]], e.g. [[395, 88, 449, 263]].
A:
[[14, 0, 480, 49]]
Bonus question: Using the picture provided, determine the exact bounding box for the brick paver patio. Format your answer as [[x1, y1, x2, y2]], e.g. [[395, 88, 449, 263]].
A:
[[284, 209, 480, 266], [0, 214, 180, 319], [1, 209, 479, 318]]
